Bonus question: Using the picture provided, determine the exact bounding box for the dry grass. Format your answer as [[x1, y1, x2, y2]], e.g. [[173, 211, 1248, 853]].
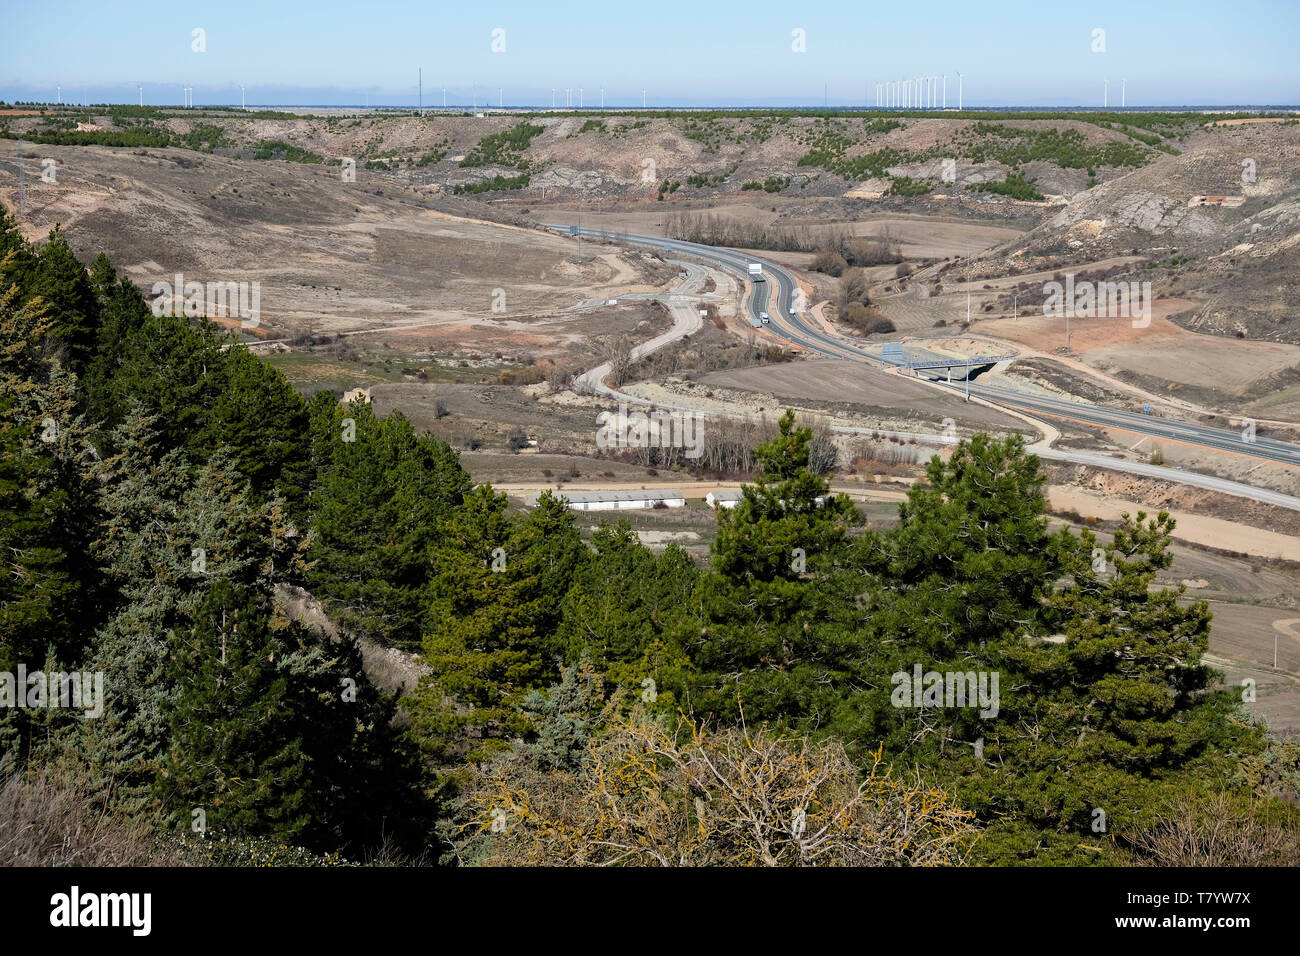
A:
[[0, 773, 187, 867], [1123, 791, 1300, 866]]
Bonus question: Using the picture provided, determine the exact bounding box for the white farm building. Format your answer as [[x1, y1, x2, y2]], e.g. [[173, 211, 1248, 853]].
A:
[[705, 490, 744, 509], [529, 489, 686, 512]]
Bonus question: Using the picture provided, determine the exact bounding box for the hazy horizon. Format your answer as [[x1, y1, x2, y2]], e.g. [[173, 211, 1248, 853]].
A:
[[4, 0, 1297, 109]]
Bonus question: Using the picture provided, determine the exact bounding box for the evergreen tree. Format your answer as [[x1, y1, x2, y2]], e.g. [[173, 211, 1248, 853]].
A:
[[0, 280, 101, 769], [554, 521, 696, 706], [307, 400, 469, 645], [408, 484, 537, 763], [681, 410, 861, 726], [27, 226, 99, 371], [80, 259, 152, 430], [975, 512, 1260, 842], [0, 212, 37, 296], [203, 346, 312, 520], [156, 579, 311, 839]]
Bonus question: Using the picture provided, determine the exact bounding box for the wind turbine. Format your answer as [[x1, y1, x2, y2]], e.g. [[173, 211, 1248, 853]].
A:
[[943, 74, 947, 109], [600, 87, 604, 108], [1104, 77, 1108, 108], [579, 87, 583, 108], [642, 89, 646, 108], [137, 83, 143, 106], [240, 84, 245, 109], [1121, 78, 1126, 108], [957, 72, 963, 111], [56, 85, 61, 104]]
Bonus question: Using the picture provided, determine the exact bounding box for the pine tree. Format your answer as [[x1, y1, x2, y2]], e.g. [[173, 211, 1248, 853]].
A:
[[0, 212, 36, 295], [0, 280, 101, 768], [408, 484, 537, 763], [27, 226, 99, 371], [978, 511, 1260, 837], [156, 579, 311, 839], [682, 410, 861, 726], [202, 346, 312, 520], [307, 401, 469, 645], [553, 521, 696, 704], [81, 260, 152, 429]]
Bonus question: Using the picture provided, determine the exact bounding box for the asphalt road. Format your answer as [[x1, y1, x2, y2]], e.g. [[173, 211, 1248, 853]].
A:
[[549, 224, 1300, 511]]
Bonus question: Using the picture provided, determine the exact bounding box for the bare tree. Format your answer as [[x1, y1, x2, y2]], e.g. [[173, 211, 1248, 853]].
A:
[[459, 714, 980, 867]]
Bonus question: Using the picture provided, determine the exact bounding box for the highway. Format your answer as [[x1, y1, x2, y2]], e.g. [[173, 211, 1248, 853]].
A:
[[549, 224, 1300, 510]]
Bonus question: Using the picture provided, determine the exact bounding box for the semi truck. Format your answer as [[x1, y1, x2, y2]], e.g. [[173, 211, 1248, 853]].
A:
[[748, 262, 764, 281]]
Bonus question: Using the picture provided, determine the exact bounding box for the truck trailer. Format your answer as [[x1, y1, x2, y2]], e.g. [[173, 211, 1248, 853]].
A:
[[748, 262, 764, 281]]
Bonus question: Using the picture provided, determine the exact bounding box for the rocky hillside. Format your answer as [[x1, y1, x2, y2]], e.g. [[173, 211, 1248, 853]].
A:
[[953, 120, 1300, 342]]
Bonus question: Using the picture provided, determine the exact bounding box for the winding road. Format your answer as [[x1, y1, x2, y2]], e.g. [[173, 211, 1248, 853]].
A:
[[550, 224, 1300, 512]]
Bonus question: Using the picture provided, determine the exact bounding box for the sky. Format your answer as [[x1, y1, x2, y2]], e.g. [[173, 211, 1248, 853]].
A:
[[2, 0, 1297, 108]]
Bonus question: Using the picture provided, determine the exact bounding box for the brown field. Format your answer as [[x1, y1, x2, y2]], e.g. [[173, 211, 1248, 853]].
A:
[[538, 204, 1024, 260], [0, 139, 675, 350], [977, 299, 1300, 400], [699, 358, 1024, 430]]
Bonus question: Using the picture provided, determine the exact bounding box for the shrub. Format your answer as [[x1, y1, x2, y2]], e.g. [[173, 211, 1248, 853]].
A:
[[811, 250, 848, 277]]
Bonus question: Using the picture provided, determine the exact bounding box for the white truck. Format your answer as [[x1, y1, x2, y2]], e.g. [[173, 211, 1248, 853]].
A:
[[748, 262, 764, 281], [759, 312, 770, 324]]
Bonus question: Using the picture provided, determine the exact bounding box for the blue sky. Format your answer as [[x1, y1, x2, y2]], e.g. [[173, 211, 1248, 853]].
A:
[[2, 0, 1297, 107]]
